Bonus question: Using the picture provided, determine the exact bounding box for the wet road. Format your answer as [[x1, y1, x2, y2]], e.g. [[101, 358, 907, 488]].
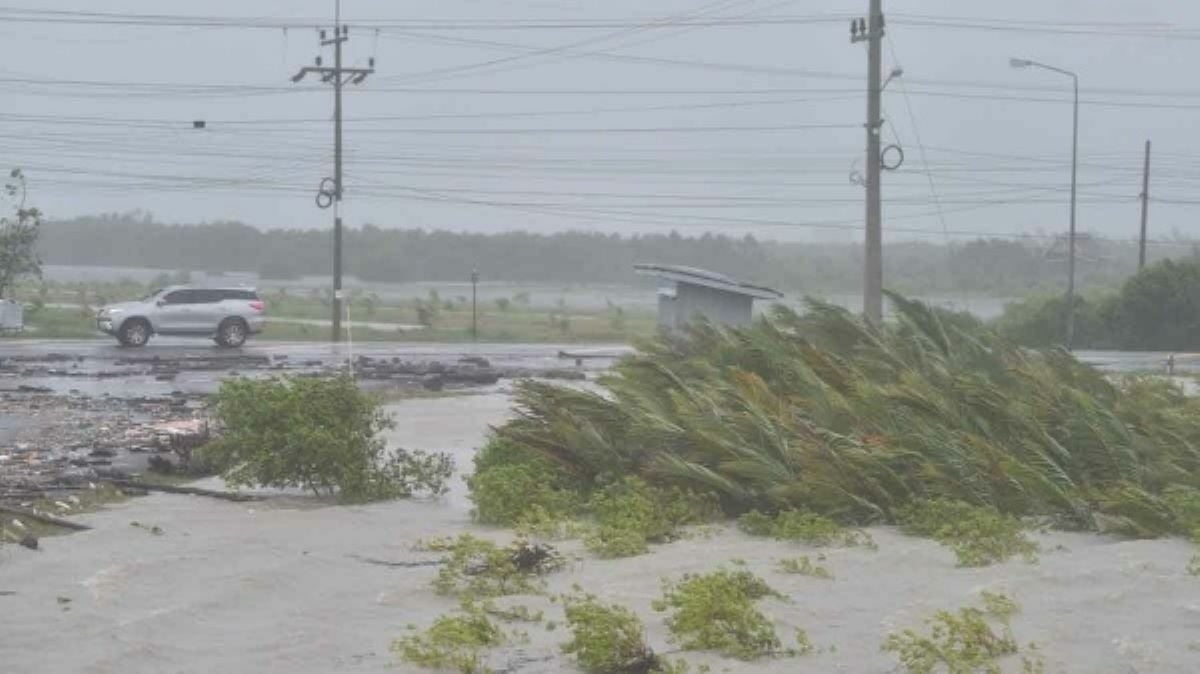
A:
[[0, 338, 631, 397]]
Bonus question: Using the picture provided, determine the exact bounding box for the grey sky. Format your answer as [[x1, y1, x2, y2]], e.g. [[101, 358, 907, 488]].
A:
[[3, 0, 1197, 246]]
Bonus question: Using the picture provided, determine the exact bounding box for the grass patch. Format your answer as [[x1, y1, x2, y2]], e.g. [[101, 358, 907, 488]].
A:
[[898, 500, 1039, 567], [652, 567, 796, 660], [882, 591, 1044, 674]]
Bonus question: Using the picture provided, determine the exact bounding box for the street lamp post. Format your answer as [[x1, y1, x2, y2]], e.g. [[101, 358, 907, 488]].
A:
[[1010, 57, 1079, 350]]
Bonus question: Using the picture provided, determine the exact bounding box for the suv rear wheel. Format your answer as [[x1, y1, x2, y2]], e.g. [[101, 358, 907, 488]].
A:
[[216, 318, 248, 348], [117, 319, 150, 347]]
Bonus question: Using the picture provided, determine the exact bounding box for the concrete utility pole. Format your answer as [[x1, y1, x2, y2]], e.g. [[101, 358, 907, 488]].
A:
[[291, 0, 375, 342], [851, 1, 884, 326], [1139, 140, 1151, 270]]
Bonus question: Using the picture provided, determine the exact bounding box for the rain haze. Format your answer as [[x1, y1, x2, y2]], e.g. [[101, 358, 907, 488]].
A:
[[5, 4, 1200, 674], [3, 0, 1196, 242]]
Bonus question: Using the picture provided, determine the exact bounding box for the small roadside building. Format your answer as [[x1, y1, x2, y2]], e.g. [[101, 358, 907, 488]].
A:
[[634, 263, 783, 332]]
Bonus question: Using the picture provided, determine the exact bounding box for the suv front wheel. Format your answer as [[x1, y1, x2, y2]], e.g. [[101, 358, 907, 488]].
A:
[[216, 318, 248, 348], [117, 319, 151, 348]]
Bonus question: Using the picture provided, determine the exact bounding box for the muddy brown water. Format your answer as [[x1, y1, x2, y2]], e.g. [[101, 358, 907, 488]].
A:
[[2, 392, 1200, 673]]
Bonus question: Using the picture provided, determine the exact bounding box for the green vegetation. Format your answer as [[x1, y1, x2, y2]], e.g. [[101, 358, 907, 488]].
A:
[[202, 375, 452, 501], [776, 555, 834, 579], [468, 444, 716, 557], [0, 168, 41, 299], [561, 592, 684, 674], [738, 510, 874, 548], [424, 534, 564, 600], [882, 592, 1044, 674], [652, 568, 788, 660], [898, 500, 1039, 567], [393, 603, 505, 674], [583, 477, 717, 558], [995, 256, 1200, 350], [467, 438, 584, 528], [483, 293, 1200, 541]]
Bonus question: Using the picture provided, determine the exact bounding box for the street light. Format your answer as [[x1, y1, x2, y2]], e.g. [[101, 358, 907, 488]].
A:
[[1011, 56, 1080, 350]]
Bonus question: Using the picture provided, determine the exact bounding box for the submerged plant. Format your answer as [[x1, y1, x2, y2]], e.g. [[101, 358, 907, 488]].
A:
[[898, 500, 1039, 567], [739, 510, 874, 548], [882, 592, 1044, 674], [393, 603, 504, 674], [427, 534, 563, 599], [560, 592, 685, 674], [584, 477, 718, 558], [776, 555, 834, 580], [652, 568, 786, 660]]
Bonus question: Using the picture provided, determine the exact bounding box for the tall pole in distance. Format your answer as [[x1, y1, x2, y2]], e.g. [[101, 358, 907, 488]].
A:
[[332, 0, 344, 343], [851, 2, 884, 326], [1010, 58, 1078, 350], [1139, 140, 1152, 270], [1066, 73, 1079, 350], [471, 270, 479, 342], [291, 0, 375, 342]]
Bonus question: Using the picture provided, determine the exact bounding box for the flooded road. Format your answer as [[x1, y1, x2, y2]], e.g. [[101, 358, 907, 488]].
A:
[[1, 390, 1197, 674], [2, 339, 1199, 673]]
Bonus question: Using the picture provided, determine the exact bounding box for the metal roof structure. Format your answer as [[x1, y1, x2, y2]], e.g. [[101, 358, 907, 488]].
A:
[[633, 263, 783, 300]]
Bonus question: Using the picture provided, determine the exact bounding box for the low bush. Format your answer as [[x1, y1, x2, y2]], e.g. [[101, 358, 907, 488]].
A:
[[652, 568, 786, 660], [561, 592, 685, 674], [738, 510, 874, 549], [467, 438, 583, 527], [882, 592, 1043, 674], [393, 603, 504, 674], [898, 500, 1039, 567], [202, 375, 452, 501], [427, 534, 564, 600], [584, 477, 718, 558]]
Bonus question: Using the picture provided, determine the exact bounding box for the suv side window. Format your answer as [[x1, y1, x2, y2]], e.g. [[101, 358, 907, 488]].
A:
[[161, 290, 194, 305], [193, 289, 224, 304], [222, 289, 258, 301]]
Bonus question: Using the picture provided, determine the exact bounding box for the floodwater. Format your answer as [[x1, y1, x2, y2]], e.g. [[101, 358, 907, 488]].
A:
[[3, 390, 1200, 673]]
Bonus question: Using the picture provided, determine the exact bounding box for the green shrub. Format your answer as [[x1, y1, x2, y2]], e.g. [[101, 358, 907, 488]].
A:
[[202, 375, 452, 501], [490, 295, 1200, 540], [428, 534, 563, 600], [882, 592, 1043, 674], [393, 604, 504, 674], [652, 568, 784, 660], [738, 510, 874, 548], [585, 477, 718, 558], [898, 500, 1039, 567], [561, 592, 684, 674], [776, 555, 833, 580], [467, 438, 582, 527]]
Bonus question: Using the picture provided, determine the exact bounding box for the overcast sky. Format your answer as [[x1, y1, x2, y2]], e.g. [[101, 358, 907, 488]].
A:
[[3, 0, 1198, 247]]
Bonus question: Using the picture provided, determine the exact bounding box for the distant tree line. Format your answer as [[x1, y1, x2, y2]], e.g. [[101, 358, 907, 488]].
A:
[[37, 212, 1189, 295], [995, 256, 1200, 351]]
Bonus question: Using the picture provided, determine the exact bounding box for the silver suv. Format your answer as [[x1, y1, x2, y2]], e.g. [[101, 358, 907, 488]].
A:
[[97, 286, 267, 348]]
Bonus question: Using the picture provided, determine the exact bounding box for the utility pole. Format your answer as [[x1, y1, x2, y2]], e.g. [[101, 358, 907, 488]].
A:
[[851, 1, 884, 326], [1139, 140, 1151, 270], [291, 0, 375, 342], [471, 269, 479, 342]]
